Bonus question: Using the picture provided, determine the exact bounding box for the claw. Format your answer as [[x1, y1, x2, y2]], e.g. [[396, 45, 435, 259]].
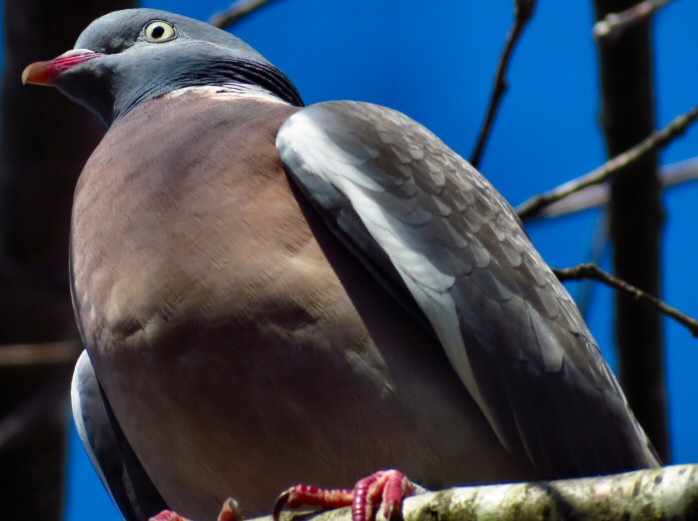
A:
[[274, 484, 354, 520], [273, 489, 292, 521], [352, 471, 420, 521], [217, 497, 244, 521], [273, 470, 424, 521]]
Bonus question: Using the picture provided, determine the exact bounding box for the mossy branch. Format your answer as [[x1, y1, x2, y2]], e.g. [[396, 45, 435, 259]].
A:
[[152, 465, 698, 521]]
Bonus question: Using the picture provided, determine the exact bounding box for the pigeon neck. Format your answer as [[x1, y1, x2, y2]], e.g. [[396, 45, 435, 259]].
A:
[[164, 83, 291, 105]]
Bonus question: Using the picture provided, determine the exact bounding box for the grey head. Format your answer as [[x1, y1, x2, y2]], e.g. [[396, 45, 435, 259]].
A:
[[52, 8, 303, 125]]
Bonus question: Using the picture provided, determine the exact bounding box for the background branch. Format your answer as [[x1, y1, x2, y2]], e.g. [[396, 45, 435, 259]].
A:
[[554, 264, 698, 337], [517, 106, 698, 220], [594, 0, 675, 43], [528, 157, 698, 218], [573, 216, 610, 318], [0, 340, 81, 368], [210, 0, 279, 30], [469, 0, 536, 169]]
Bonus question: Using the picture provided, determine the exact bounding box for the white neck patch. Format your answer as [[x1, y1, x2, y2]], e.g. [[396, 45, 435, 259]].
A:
[[164, 83, 289, 105]]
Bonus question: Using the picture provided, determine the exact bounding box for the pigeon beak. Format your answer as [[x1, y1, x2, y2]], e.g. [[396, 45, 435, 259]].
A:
[[22, 49, 104, 86]]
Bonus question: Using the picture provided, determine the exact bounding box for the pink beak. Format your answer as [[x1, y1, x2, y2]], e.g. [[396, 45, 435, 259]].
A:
[[22, 49, 104, 86]]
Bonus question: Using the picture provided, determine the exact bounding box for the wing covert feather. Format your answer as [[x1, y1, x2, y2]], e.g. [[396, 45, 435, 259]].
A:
[[277, 100, 658, 476]]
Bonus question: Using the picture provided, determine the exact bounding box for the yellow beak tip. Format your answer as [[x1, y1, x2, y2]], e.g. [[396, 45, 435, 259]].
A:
[[21, 66, 31, 85]]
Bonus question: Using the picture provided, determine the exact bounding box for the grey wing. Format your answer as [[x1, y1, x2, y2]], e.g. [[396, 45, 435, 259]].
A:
[[72, 350, 167, 520], [277, 101, 660, 478]]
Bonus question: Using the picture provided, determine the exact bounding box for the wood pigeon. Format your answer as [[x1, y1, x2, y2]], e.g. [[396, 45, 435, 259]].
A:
[[23, 8, 660, 521]]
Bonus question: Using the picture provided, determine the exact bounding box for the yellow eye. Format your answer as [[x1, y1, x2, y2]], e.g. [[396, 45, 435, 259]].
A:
[[144, 21, 177, 43]]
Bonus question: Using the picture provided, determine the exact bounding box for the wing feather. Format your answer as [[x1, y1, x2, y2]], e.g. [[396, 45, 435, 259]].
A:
[[277, 100, 659, 476], [72, 350, 167, 519]]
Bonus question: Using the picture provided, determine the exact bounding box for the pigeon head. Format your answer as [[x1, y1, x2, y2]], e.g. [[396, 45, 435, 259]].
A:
[[22, 8, 303, 125]]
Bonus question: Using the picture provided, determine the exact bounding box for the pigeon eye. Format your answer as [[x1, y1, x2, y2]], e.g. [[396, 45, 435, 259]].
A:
[[144, 21, 177, 43]]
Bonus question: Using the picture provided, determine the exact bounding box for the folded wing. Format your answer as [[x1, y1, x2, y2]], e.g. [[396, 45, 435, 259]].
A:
[[277, 101, 659, 477], [72, 350, 167, 520]]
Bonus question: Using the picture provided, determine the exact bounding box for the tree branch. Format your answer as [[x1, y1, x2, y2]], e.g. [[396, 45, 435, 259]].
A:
[[527, 157, 698, 218], [470, 0, 537, 169], [594, 0, 675, 44], [554, 263, 698, 337], [152, 465, 698, 521], [573, 215, 609, 318], [517, 106, 698, 220], [210, 0, 280, 30], [0, 340, 81, 367]]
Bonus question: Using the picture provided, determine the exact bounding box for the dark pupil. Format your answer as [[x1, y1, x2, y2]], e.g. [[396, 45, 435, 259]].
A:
[[151, 25, 165, 38]]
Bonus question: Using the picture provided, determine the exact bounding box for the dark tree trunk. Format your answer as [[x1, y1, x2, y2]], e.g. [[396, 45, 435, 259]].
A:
[[592, 0, 669, 462], [0, 0, 135, 518]]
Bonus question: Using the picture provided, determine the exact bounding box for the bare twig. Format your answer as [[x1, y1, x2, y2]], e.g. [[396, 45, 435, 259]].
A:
[[470, 0, 537, 169], [517, 107, 698, 220], [662, 155, 698, 186], [0, 340, 81, 367], [210, 0, 279, 30], [554, 263, 698, 337], [594, 0, 675, 44], [575, 215, 609, 318], [532, 157, 698, 218]]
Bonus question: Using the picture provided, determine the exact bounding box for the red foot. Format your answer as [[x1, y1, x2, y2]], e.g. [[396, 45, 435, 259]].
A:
[[149, 511, 191, 521], [274, 470, 424, 521], [149, 498, 242, 521]]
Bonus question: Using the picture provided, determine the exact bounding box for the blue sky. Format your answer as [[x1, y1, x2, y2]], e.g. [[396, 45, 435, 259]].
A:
[[39, 1, 698, 519]]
